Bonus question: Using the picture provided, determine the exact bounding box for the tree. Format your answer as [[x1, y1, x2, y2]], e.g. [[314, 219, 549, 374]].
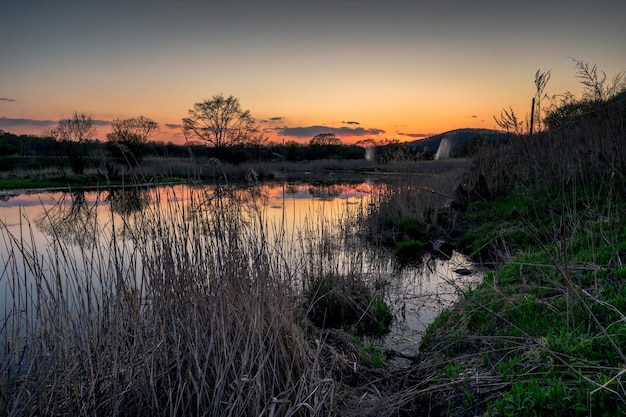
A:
[[356, 138, 379, 148], [106, 116, 158, 166], [182, 94, 256, 153], [285, 141, 300, 161], [49, 111, 97, 174], [51, 112, 97, 144], [309, 133, 342, 146]]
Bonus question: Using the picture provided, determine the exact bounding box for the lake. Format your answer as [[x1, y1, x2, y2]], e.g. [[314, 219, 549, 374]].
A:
[[0, 181, 480, 367]]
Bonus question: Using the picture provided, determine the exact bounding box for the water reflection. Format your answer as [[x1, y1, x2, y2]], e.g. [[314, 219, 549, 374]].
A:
[[1, 181, 481, 368], [35, 191, 100, 249], [106, 187, 150, 216], [308, 184, 342, 200]]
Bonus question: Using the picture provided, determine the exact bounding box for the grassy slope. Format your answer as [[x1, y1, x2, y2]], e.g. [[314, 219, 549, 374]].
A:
[[413, 73, 626, 415], [416, 183, 626, 416]]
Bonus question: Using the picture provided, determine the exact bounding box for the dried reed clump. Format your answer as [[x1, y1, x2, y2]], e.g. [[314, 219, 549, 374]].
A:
[[469, 63, 626, 200], [0, 186, 337, 416], [304, 272, 392, 335], [362, 160, 470, 245]]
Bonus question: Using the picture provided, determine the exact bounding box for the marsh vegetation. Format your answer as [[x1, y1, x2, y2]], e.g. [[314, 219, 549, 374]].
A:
[[1, 60, 625, 416], [0, 168, 475, 416], [414, 62, 626, 416]]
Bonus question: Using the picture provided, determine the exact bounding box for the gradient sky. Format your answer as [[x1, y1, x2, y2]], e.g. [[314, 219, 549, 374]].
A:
[[1, 0, 625, 144]]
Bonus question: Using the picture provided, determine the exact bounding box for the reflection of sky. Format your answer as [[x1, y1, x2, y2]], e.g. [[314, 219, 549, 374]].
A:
[[1, 182, 481, 365], [0, 182, 377, 313]]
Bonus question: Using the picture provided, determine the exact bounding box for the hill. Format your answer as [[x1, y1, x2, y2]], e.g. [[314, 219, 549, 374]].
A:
[[406, 128, 512, 157]]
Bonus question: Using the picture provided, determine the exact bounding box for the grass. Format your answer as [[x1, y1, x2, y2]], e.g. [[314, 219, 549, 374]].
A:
[[413, 66, 626, 416], [303, 272, 392, 336], [1, 185, 342, 416], [5, 177, 453, 416], [3, 62, 623, 416], [417, 187, 626, 415], [360, 159, 469, 246]]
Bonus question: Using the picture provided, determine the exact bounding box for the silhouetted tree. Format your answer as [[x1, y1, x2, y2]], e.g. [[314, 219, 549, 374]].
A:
[[307, 133, 343, 159], [49, 112, 96, 174], [285, 141, 300, 161], [182, 94, 256, 157], [106, 116, 158, 166], [309, 133, 341, 146]]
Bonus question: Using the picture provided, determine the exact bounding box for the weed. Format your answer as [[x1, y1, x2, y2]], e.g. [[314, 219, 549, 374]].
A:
[[304, 273, 392, 335]]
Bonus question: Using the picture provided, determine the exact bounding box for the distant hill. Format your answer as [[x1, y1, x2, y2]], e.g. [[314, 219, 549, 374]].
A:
[[406, 128, 512, 157]]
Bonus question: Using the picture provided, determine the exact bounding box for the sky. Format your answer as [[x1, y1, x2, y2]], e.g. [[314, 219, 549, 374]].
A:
[[1, 0, 625, 145]]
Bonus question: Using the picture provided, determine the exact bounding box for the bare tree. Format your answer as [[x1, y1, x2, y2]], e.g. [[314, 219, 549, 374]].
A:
[[51, 111, 97, 144], [50, 111, 97, 174], [182, 94, 256, 152], [106, 116, 158, 166], [309, 133, 342, 146]]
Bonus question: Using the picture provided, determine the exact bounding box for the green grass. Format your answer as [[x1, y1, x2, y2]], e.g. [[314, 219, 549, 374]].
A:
[[419, 179, 626, 416], [349, 334, 386, 368]]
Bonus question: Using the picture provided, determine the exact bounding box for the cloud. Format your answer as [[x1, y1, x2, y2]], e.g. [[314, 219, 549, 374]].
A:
[[398, 132, 429, 138], [0, 117, 109, 128], [258, 116, 284, 124], [0, 117, 57, 127], [164, 123, 182, 129], [342, 120, 360, 125], [275, 125, 385, 138], [0, 97, 17, 102], [471, 115, 477, 118]]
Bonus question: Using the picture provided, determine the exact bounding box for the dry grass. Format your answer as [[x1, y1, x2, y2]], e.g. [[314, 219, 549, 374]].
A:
[[1, 185, 341, 416], [360, 159, 470, 245]]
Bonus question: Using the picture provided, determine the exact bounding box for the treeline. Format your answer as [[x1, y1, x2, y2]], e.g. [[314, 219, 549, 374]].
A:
[[0, 130, 458, 171], [0, 131, 367, 163]]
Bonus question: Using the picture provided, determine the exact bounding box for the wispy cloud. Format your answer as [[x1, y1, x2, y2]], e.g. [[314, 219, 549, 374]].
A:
[[259, 116, 285, 124], [275, 125, 385, 139], [0, 117, 57, 127], [397, 132, 429, 138], [164, 123, 182, 129], [0, 97, 17, 102], [0, 117, 110, 128], [342, 120, 360, 125]]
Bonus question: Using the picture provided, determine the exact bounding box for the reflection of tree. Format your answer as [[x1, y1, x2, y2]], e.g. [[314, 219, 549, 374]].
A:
[[106, 188, 150, 216], [308, 184, 342, 201], [35, 192, 99, 248], [285, 185, 299, 195]]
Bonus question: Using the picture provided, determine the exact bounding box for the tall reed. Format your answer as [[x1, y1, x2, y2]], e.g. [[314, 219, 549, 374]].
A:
[[0, 185, 339, 416]]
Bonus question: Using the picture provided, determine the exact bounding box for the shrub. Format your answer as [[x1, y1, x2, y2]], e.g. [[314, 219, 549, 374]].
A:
[[305, 273, 393, 335]]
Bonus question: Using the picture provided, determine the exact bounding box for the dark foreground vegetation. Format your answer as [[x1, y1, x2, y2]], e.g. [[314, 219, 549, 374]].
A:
[[1, 61, 625, 416]]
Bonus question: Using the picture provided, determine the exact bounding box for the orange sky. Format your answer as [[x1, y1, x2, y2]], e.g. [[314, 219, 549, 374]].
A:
[[1, 1, 624, 145]]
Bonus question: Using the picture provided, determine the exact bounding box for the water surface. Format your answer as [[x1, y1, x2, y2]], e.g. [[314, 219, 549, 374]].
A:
[[0, 182, 480, 365]]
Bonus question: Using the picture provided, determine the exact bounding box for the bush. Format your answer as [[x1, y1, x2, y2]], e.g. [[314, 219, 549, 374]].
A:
[[305, 273, 393, 335]]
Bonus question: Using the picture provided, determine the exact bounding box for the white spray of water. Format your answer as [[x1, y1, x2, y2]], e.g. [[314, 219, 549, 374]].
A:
[[365, 147, 376, 161], [434, 137, 452, 160]]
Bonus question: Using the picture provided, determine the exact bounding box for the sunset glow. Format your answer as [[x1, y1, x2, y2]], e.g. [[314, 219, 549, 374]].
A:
[[1, 1, 624, 145]]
